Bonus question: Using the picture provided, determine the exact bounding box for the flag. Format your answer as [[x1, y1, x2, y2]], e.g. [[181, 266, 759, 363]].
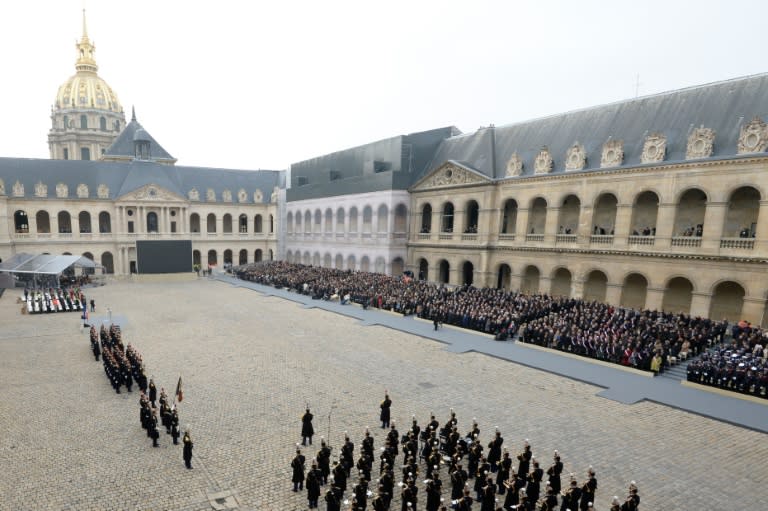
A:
[[175, 375, 183, 402]]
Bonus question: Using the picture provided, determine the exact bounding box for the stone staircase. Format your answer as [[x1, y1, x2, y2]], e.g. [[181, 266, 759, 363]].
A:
[[658, 357, 692, 381]]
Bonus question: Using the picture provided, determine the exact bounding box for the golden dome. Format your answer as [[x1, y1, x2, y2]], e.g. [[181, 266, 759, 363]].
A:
[[53, 10, 123, 114]]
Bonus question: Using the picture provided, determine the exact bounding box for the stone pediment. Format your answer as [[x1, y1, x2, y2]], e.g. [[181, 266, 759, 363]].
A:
[[411, 161, 490, 191], [117, 184, 186, 202]]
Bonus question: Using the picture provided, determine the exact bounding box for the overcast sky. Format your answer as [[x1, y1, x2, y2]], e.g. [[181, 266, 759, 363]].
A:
[[2, 0, 767, 170]]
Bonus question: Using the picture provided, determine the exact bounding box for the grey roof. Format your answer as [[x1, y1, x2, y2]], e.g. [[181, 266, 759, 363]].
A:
[[0, 253, 97, 275], [287, 126, 459, 201], [0, 157, 283, 204], [421, 73, 768, 180], [104, 113, 175, 161]]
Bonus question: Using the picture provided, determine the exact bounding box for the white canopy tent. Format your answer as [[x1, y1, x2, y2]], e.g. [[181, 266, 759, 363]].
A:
[[0, 253, 103, 288]]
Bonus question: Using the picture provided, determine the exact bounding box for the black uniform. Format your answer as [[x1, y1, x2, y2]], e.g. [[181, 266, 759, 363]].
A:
[[380, 395, 392, 428], [183, 432, 193, 468], [302, 409, 315, 446], [292, 451, 306, 491]]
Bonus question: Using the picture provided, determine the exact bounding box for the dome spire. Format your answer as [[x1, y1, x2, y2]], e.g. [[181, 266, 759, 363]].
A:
[[75, 9, 98, 74]]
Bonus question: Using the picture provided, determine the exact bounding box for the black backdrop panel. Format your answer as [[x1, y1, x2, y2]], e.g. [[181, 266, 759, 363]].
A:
[[136, 240, 193, 274]]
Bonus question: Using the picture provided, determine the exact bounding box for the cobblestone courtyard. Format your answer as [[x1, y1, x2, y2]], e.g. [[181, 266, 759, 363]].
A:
[[0, 279, 766, 510]]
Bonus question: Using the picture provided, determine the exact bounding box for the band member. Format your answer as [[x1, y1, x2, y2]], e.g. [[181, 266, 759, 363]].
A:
[[540, 483, 558, 511], [292, 447, 306, 492], [560, 476, 581, 511], [526, 459, 543, 503], [474, 456, 490, 501], [363, 428, 375, 460], [302, 408, 315, 446], [610, 495, 622, 511], [502, 468, 523, 509], [487, 428, 503, 473], [517, 439, 532, 477], [547, 450, 563, 495], [380, 393, 392, 429], [480, 476, 496, 511], [353, 477, 369, 510], [148, 377, 157, 407], [324, 482, 342, 511], [450, 463, 468, 500], [170, 407, 180, 444], [332, 461, 347, 494], [496, 449, 511, 494], [580, 467, 597, 511], [621, 482, 639, 511], [341, 432, 355, 477]]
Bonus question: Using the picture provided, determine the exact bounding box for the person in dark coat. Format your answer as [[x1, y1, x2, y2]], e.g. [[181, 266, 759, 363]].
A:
[[324, 483, 342, 511], [170, 408, 180, 445], [292, 448, 306, 492], [560, 477, 581, 511], [517, 440, 532, 477], [183, 430, 193, 469], [487, 429, 503, 472], [148, 378, 157, 407], [306, 462, 322, 508], [149, 410, 160, 447], [496, 449, 511, 494], [547, 450, 563, 495], [380, 393, 392, 428], [302, 409, 315, 446], [580, 467, 597, 511], [480, 476, 496, 511], [317, 438, 332, 485]]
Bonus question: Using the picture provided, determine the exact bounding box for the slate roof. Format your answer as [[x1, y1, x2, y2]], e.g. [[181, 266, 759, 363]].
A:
[[420, 73, 768, 180], [287, 126, 459, 201], [0, 157, 283, 204], [103, 111, 175, 162]]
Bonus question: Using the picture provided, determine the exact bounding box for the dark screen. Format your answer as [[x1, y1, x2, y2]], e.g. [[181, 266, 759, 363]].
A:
[[135, 240, 193, 274]]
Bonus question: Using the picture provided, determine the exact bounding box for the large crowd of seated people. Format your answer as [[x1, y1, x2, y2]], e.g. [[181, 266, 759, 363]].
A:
[[235, 262, 766, 395]]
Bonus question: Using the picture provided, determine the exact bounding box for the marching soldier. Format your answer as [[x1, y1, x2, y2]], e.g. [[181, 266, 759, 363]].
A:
[[474, 456, 490, 501], [487, 428, 503, 473], [517, 439, 532, 477], [332, 461, 347, 495], [480, 476, 496, 511], [292, 447, 306, 492], [560, 475, 581, 511], [547, 450, 563, 496], [580, 467, 597, 511], [526, 458, 543, 503], [357, 447, 372, 482], [450, 463, 468, 501], [495, 449, 511, 494], [540, 483, 558, 511], [362, 428, 375, 460], [353, 476, 369, 510], [170, 407, 180, 445], [324, 481, 342, 511], [456, 488, 473, 511], [148, 377, 157, 407], [318, 438, 332, 485], [149, 409, 160, 447], [341, 432, 355, 476], [621, 481, 639, 511], [380, 393, 392, 429], [182, 430, 193, 469], [371, 486, 388, 511], [306, 461, 322, 509], [502, 468, 523, 510], [302, 408, 315, 446]]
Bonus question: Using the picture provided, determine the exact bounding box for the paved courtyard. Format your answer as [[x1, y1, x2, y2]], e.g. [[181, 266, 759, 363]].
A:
[[0, 278, 766, 511]]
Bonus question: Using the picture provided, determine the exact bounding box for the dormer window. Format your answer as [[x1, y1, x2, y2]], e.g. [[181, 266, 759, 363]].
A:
[[135, 141, 151, 160]]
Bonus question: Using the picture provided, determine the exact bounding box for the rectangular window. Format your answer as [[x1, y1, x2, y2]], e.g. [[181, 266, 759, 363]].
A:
[[81, 147, 90, 160], [171, 221, 177, 233], [63, 148, 69, 160], [128, 221, 134, 233]]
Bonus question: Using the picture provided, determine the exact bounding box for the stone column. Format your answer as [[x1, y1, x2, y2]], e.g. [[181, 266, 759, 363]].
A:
[[701, 201, 728, 251], [753, 200, 768, 252], [544, 207, 560, 244], [613, 203, 633, 248], [645, 287, 665, 312], [515, 208, 530, 237], [570, 277, 585, 300], [741, 296, 767, 326], [577, 205, 592, 243], [654, 202, 676, 244], [605, 283, 623, 306], [689, 291, 712, 318]]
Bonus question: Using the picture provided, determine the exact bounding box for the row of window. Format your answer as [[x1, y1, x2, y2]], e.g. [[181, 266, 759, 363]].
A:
[[59, 115, 121, 132], [286, 204, 408, 234], [414, 258, 751, 322], [12, 210, 275, 235], [419, 186, 761, 238], [284, 250, 405, 275]]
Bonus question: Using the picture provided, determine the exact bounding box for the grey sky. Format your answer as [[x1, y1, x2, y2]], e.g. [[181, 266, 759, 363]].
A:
[[3, 0, 767, 170]]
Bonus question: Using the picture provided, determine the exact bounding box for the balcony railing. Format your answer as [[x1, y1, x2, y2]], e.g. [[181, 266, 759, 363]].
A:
[[37, 233, 52, 239], [438, 233, 453, 240], [525, 234, 545, 242], [461, 233, 478, 241], [58, 233, 73, 239], [417, 233, 431, 240], [556, 234, 578, 244], [589, 235, 613, 245], [361, 233, 373, 239], [392, 232, 407, 239], [720, 238, 755, 249], [671, 236, 702, 248], [498, 233, 516, 241], [627, 235, 655, 246], [336, 233, 345, 238]]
